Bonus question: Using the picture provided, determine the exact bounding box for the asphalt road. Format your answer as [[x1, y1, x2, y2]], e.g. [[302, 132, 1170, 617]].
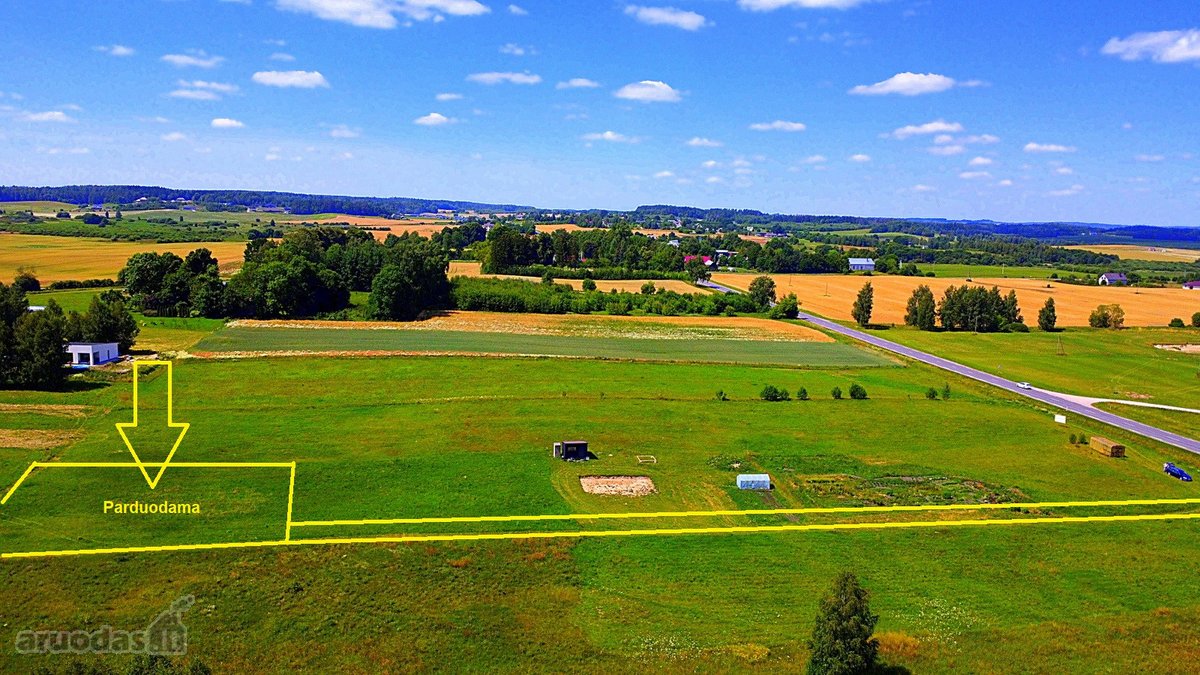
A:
[[797, 312, 1200, 457]]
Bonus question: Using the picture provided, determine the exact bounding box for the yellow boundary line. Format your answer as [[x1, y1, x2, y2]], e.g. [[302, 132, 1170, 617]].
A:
[[5, 511, 1200, 560], [115, 361, 190, 490]]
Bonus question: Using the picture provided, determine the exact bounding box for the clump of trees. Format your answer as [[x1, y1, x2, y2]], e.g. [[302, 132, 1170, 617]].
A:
[[936, 285, 1024, 332], [770, 293, 800, 320], [760, 385, 790, 401], [1169, 317, 1186, 328], [450, 277, 759, 316], [807, 572, 879, 675], [1088, 303, 1125, 329]]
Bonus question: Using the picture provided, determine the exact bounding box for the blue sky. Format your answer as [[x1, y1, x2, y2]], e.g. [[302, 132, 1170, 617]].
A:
[[0, 1, 1197, 225]]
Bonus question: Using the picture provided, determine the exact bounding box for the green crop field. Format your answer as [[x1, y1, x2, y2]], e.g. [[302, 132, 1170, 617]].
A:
[[2, 345, 1200, 672], [194, 325, 892, 368], [920, 263, 1081, 279]]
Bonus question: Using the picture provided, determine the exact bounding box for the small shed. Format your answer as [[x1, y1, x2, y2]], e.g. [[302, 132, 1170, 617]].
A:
[[552, 440, 593, 462], [66, 342, 119, 368], [1089, 436, 1126, 458], [849, 258, 876, 272], [736, 473, 772, 490]]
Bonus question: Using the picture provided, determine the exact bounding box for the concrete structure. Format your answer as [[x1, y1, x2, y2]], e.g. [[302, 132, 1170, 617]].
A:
[[66, 342, 119, 368], [849, 258, 876, 272], [736, 473, 771, 490], [1098, 272, 1128, 286]]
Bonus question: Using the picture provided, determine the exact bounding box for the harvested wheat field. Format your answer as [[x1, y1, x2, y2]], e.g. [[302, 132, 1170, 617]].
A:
[[1064, 244, 1200, 263], [448, 261, 706, 295], [711, 273, 1200, 327], [0, 234, 247, 283], [229, 311, 833, 342]]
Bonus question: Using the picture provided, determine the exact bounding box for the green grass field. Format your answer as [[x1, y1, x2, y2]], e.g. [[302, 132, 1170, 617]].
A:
[[921, 263, 1081, 279], [2, 347, 1200, 672], [194, 325, 892, 368]]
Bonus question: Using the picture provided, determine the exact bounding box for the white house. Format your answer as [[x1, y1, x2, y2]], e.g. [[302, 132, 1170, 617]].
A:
[[66, 342, 119, 368], [849, 258, 876, 272], [1098, 272, 1128, 286]]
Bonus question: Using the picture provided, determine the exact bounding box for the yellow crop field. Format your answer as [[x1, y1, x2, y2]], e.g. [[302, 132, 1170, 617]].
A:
[[1064, 244, 1200, 263], [0, 234, 247, 283], [711, 272, 1200, 327]]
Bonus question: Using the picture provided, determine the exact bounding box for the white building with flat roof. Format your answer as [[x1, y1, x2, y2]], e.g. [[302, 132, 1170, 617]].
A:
[[66, 343, 119, 368]]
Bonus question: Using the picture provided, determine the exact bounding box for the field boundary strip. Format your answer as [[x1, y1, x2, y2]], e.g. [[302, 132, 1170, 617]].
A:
[[3, 460, 1200, 560]]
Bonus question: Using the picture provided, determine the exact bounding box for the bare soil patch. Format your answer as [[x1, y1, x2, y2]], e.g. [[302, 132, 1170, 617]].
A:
[[580, 475, 657, 497], [0, 429, 81, 449], [0, 404, 90, 418], [1156, 344, 1200, 354]]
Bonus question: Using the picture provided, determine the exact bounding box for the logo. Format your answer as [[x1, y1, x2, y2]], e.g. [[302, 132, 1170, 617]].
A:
[[15, 595, 195, 655]]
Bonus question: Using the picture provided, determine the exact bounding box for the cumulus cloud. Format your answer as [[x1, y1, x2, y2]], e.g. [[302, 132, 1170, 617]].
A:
[[329, 124, 360, 138], [168, 89, 220, 101], [211, 117, 245, 128], [1102, 30, 1200, 64], [23, 110, 75, 123], [849, 72, 965, 96], [556, 78, 600, 89], [414, 112, 455, 126], [161, 131, 188, 142], [614, 80, 682, 102], [702, 160, 720, 168], [928, 145, 965, 156], [848, 153, 871, 162], [969, 156, 993, 166], [467, 71, 542, 85], [799, 154, 827, 164], [889, 119, 962, 139], [654, 170, 675, 178], [95, 44, 135, 57], [1024, 142, 1076, 153], [686, 137, 722, 147], [959, 171, 991, 180], [749, 120, 806, 132], [1054, 167, 1074, 175], [499, 43, 534, 56], [997, 179, 1014, 187], [252, 70, 330, 88], [738, 0, 873, 9], [436, 92, 464, 101], [1135, 153, 1166, 162], [275, 0, 490, 29], [181, 80, 239, 94], [508, 4, 528, 15], [624, 5, 711, 31], [582, 130, 638, 143], [270, 52, 296, 62], [161, 50, 224, 68], [1048, 184, 1084, 197], [912, 184, 936, 193]]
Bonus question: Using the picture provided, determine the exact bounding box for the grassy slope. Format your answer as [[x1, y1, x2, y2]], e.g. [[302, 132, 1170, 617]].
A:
[[1095, 403, 1200, 441], [2, 353, 1200, 671], [193, 325, 889, 368]]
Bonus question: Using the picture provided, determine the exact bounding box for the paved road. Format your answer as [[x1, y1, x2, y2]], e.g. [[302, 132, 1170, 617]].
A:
[[797, 312, 1200, 456]]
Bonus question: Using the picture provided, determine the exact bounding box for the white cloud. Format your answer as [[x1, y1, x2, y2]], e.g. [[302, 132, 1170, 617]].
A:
[[161, 50, 224, 68], [928, 145, 965, 156], [508, 4, 528, 15], [1135, 153, 1166, 162], [40, 146, 91, 155], [270, 52, 296, 62], [1054, 167, 1074, 175], [1048, 184, 1084, 197], [168, 89, 220, 101], [252, 70, 330, 88], [969, 156, 993, 166], [959, 134, 999, 145], [211, 117, 245, 128], [275, 0, 490, 29], [686, 137, 722, 147], [997, 179, 1014, 187], [436, 92, 464, 101], [738, 0, 873, 9], [799, 154, 827, 164], [95, 44, 135, 57], [848, 153, 871, 163], [414, 112, 455, 126], [654, 170, 675, 178], [959, 171, 991, 180], [889, 119, 962, 139], [1024, 142, 1076, 153], [912, 184, 936, 193], [181, 80, 239, 94], [329, 124, 361, 138], [1102, 30, 1200, 64], [732, 158, 752, 168], [467, 71, 542, 85], [849, 72, 962, 96], [705, 176, 724, 184], [556, 78, 600, 89], [139, 116, 171, 124], [161, 132, 188, 142], [499, 43, 532, 56], [582, 130, 638, 143], [624, 5, 711, 31], [749, 120, 806, 132], [22, 111, 75, 123], [614, 80, 682, 102], [701, 160, 721, 168]]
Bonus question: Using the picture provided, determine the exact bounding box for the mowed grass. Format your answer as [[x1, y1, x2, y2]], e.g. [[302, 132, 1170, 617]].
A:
[[194, 325, 888, 367], [921, 263, 1080, 279], [0, 234, 245, 283], [1096, 403, 1200, 441], [878, 325, 1200, 408], [2, 356, 1200, 671]]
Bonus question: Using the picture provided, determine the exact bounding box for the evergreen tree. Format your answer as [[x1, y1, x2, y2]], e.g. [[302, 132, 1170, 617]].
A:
[[807, 572, 879, 675]]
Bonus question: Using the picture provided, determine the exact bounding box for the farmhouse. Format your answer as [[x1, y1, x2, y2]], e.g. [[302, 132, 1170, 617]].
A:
[[849, 258, 876, 272], [736, 473, 771, 490], [1098, 272, 1128, 286], [66, 342, 119, 368], [1184, 280, 1200, 290]]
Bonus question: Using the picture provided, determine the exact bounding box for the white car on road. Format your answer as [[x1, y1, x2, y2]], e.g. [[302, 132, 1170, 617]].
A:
[[1017, 382, 1032, 390]]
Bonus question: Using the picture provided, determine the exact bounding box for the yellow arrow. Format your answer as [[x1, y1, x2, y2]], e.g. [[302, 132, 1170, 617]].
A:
[[115, 360, 189, 489]]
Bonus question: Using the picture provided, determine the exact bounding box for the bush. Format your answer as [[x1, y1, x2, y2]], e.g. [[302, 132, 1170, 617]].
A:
[[1193, 312, 1200, 328], [760, 385, 790, 402], [831, 386, 843, 400], [926, 387, 938, 400], [1089, 304, 1125, 329], [641, 281, 656, 295], [769, 293, 800, 320], [1170, 317, 1186, 328], [1005, 321, 1030, 333], [1069, 433, 1078, 444], [581, 278, 597, 291], [941, 384, 951, 400], [797, 387, 809, 401], [715, 390, 728, 401], [849, 383, 868, 400]]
